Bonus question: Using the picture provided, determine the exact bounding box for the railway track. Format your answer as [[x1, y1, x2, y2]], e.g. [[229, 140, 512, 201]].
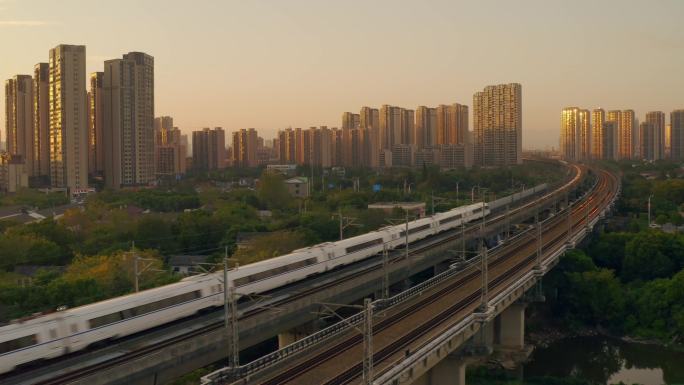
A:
[[253, 167, 617, 385], [6, 161, 586, 385]]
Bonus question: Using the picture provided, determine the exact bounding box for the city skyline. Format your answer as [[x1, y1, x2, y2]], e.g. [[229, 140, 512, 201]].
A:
[[2, 0, 684, 150]]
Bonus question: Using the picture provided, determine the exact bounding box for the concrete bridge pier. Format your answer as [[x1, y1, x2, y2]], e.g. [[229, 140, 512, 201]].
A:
[[496, 303, 525, 350], [277, 320, 320, 348], [413, 354, 468, 385]]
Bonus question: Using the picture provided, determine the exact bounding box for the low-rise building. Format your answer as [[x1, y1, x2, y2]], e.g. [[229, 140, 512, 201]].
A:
[[285, 176, 310, 198], [367, 201, 426, 217], [266, 164, 297, 176], [0, 153, 29, 192]]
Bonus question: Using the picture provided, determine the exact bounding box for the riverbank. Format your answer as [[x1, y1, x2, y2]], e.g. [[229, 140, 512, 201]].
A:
[[526, 309, 684, 352]]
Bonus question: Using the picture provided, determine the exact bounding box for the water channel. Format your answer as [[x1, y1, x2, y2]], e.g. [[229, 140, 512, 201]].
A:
[[523, 336, 684, 385]]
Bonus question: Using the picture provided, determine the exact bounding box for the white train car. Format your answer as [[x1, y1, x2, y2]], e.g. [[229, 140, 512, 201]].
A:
[[0, 202, 493, 375], [231, 247, 329, 295], [0, 314, 63, 374], [0, 275, 219, 374]]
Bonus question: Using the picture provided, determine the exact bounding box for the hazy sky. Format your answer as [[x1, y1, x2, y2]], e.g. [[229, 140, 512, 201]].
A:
[[1, 0, 683, 149]]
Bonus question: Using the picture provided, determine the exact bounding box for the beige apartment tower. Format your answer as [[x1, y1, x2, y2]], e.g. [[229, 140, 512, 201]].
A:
[[88, 72, 104, 176], [192, 127, 226, 171], [415, 106, 437, 148], [473, 83, 522, 166], [360, 107, 380, 168], [5, 75, 34, 174], [559, 107, 577, 161], [620, 110, 635, 159], [379, 105, 403, 150], [49, 44, 88, 190], [232, 128, 258, 167], [645, 111, 666, 160], [591, 109, 605, 159], [103, 52, 155, 188], [436, 103, 468, 146], [671, 110, 684, 161], [33, 63, 50, 179]]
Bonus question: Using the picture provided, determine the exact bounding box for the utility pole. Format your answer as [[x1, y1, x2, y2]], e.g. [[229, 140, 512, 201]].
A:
[[481, 200, 486, 231], [132, 241, 138, 293], [362, 298, 373, 385], [566, 192, 572, 241], [132, 241, 163, 293], [648, 194, 653, 227], [404, 209, 409, 261], [223, 249, 230, 365], [229, 285, 239, 368], [336, 209, 358, 240], [456, 182, 459, 203], [382, 244, 389, 299], [505, 204, 510, 240], [339, 208, 344, 240], [535, 208, 542, 270], [479, 240, 488, 312], [431, 191, 435, 215], [223, 247, 239, 369]]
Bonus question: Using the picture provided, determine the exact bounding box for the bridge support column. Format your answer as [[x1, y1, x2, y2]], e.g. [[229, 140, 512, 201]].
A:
[[497, 303, 525, 350], [277, 320, 320, 348], [415, 354, 467, 385]]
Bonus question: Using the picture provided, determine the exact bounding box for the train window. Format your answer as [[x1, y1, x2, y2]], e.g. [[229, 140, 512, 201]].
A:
[[50, 329, 58, 339], [345, 238, 383, 254], [439, 214, 462, 225], [0, 334, 38, 354], [88, 311, 123, 329], [399, 224, 431, 237], [87, 290, 202, 329], [233, 257, 318, 287]]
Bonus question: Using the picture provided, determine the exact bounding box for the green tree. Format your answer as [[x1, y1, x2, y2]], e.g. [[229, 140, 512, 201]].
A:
[[258, 173, 292, 210], [565, 269, 625, 329], [623, 231, 684, 281]]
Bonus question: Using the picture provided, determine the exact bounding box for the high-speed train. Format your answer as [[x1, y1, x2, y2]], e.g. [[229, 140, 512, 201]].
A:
[[0, 202, 488, 374]]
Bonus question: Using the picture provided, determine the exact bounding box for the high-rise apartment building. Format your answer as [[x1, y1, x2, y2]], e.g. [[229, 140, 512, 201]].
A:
[[192, 127, 226, 171], [49, 44, 88, 190], [560, 107, 591, 161], [671, 110, 684, 161], [359, 107, 380, 168], [591, 108, 605, 159], [436, 103, 468, 145], [665, 123, 672, 159], [579, 109, 591, 160], [380, 105, 403, 150], [640, 122, 655, 161], [619, 110, 635, 160], [5, 75, 33, 174], [341, 112, 360, 130], [102, 52, 155, 188], [415, 106, 437, 148], [154, 116, 173, 132], [155, 124, 186, 177], [232, 128, 258, 167], [88, 72, 104, 176], [602, 121, 618, 161], [645, 111, 666, 160], [32, 63, 50, 179], [400, 109, 414, 145], [153, 116, 185, 176], [278, 128, 296, 164], [560, 107, 581, 161], [473, 83, 522, 166]]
